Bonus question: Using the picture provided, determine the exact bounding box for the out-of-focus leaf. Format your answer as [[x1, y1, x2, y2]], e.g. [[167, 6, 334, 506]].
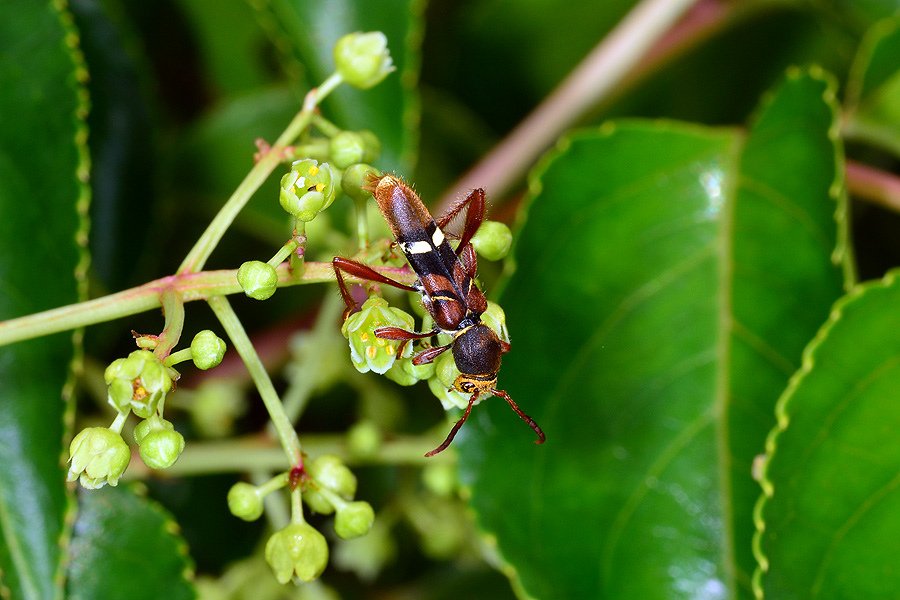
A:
[[845, 16, 900, 157], [176, 0, 277, 95], [458, 70, 848, 598], [0, 2, 89, 598], [807, 0, 900, 32], [264, 0, 424, 173], [67, 486, 194, 600], [70, 0, 157, 290], [754, 270, 900, 598]]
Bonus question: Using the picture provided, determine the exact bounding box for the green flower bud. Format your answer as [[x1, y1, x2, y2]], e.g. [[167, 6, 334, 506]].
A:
[[138, 427, 185, 470], [265, 522, 329, 583], [358, 130, 381, 163], [227, 482, 264, 522], [333, 31, 394, 89], [133, 414, 173, 445], [428, 351, 471, 411], [422, 461, 457, 497], [346, 420, 381, 458], [470, 220, 512, 261], [67, 427, 131, 489], [189, 380, 246, 438], [334, 501, 375, 539], [384, 355, 435, 386], [309, 454, 357, 500], [341, 163, 379, 203], [341, 296, 414, 375], [480, 301, 510, 344], [191, 330, 227, 370], [237, 260, 278, 301], [280, 159, 337, 221], [329, 131, 366, 169]]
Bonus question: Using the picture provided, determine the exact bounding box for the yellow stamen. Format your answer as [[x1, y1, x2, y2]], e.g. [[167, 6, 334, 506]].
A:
[[315, 182, 325, 192], [366, 346, 377, 359], [308, 165, 319, 176]]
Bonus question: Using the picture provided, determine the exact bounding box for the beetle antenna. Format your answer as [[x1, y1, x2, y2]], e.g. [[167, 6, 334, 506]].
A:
[[492, 389, 545, 445], [425, 392, 478, 457]]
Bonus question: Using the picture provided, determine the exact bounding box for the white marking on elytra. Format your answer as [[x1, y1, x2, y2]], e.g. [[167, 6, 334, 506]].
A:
[[402, 240, 432, 254], [432, 227, 445, 247]]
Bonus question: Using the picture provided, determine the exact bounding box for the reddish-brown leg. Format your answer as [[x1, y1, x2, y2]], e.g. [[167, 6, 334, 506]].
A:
[[425, 391, 480, 457], [332, 257, 418, 316], [374, 325, 439, 357], [437, 188, 485, 257], [492, 388, 545, 445], [459, 243, 478, 278], [411, 344, 451, 365]]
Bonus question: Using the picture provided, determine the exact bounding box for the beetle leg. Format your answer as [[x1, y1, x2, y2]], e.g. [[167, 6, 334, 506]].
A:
[[425, 391, 479, 457], [411, 343, 451, 365], [332, 257, 418, 317], [492, 388, 545, 445], [437, 188, 485, 257]]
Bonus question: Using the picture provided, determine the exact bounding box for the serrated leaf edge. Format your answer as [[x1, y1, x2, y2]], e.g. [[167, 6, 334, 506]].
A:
[[750, 269, 900, 598], [53, 0, 93, 597]]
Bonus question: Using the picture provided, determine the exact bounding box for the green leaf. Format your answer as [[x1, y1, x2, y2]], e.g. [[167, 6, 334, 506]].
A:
[[845, 16, 900, 157], [67, 486, 194, 599], [264, 0, 424, 173], [458, 70, 847, 598], [176, 0, 277, 95], [753, 269, 900, 598], [70, 0, 158, 290], [0, 2, 89, 598]]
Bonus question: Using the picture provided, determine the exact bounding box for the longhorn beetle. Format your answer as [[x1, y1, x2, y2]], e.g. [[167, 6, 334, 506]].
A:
[[333, 174, 545, 456]]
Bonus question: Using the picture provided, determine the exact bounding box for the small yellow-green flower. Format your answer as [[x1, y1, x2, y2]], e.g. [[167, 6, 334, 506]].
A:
[[341, 296, 414, 375]]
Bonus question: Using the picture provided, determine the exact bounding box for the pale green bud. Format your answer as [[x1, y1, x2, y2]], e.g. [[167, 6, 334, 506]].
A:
[[265, 522, 329, 583], [67, 427, 131, 489], [191, 330, 226, 370], [334, 501, 375, 539], [237, 260, 278, 301], [333, 32, 394, 89]]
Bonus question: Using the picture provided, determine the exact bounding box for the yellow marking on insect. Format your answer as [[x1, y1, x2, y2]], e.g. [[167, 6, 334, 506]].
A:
[[366, 346, 377, 359], [308, 165, 319, 176]]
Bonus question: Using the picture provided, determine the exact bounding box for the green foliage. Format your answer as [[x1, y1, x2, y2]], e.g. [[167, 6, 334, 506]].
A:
[[0, 2, 87, 598], [2, 0, 900, 598]]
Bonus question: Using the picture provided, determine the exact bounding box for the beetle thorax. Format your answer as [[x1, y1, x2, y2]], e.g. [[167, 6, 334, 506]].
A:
[[451, 323, 502, 382]]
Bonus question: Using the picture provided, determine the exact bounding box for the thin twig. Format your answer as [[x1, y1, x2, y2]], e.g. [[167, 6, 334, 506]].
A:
[[847, 160, 900, 213], [437, 0, 704, 210]]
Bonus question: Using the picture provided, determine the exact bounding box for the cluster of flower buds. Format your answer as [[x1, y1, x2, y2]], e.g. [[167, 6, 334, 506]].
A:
[[227, 453, 375, 584], [67, 330, 226, 488]]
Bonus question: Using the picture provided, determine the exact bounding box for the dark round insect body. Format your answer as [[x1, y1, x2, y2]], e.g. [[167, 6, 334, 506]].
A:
[[451, 323, 503, 380]]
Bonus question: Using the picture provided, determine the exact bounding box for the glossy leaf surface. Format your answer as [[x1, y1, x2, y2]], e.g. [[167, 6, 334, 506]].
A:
[[459, 71, 847, 598], [67, 486, 194, 600], [0, 2, 87, 598]]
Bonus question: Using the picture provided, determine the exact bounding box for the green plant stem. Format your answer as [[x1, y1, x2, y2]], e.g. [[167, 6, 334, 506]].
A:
[[164, 347, 193, 367], [177, 72, 343, 275], [268, 238, 300, 267], [253, 470, 290, 530], [207, 295, 302, 466], [312, 113, 342, 137], [125, 433, 451, 479], [291, 487, 304, 524], [0, 262, 414, 347], [155, 290, 185, 358]]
